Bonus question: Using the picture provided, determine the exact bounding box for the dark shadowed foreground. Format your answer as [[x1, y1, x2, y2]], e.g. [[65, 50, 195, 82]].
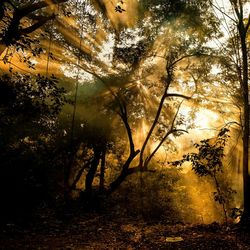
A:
[[1, 208, 250, 250]]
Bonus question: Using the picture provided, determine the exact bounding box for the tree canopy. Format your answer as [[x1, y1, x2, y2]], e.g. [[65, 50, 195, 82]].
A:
[[0, 0, 250, 229]]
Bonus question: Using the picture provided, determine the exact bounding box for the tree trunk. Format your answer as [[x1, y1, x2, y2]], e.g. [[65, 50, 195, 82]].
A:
[[108, 150, 140, 193], [64, 155, 74, 199], [239, 25, 250, 222], [64, 142, 81, 203], [139, 89, 167, 168], [85, 147, 101, 195], [70, 159, 92, 191], [99, 147, 106, 193], [0, 43, 6, 57]]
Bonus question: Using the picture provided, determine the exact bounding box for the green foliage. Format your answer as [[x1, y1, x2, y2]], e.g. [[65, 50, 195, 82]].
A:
[[108, 169, 183, 221], [172, 128, 230, 177], [171, 128, 237, 224], [0, 72, 68, 149], [0, 0, 242, 224], [0, 73, 67, 120], [0, 72, 69, 221]]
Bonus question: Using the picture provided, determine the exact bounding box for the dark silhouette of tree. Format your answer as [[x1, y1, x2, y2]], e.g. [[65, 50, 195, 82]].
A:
[[210, 0, 250, 224], [231, 0, 250, 224], [0, 0, 68, 56], [0, 72, 67, 221], [55, 0, 220, 197]]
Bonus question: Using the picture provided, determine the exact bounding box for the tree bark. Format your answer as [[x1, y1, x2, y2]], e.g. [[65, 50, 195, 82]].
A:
[[64, 144, 80, 202], [228, 0, 250, 223], [108, 150, 140, 194], [0, 43, 7, 57], [0, 0, 68, 57], [139, 89, 168, 168], [144, 129, 187, 168], [85, 147, 101, 195], [107, 95, 140, 193], [70, 159, 92, 191], [99, 147, 106, 193], [239, 23, 250, 222]]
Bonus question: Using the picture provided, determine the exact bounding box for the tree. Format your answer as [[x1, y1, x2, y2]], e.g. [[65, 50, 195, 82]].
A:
[[50, 0, 221, 198], [0, 0, 223, 212], [0, 0, 68, 56], [210, 0, 250, 223], [0, 72, 67, 221], [106, 25, 218, 193], [171, 128, 235, 225], [231, 0, 250, 224], [69, 123, 111, 200]]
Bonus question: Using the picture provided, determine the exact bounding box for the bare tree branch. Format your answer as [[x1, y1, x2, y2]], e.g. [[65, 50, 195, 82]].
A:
[[245, 15, 250, 31], [20, 15, 55, 35], [210, 0, 237, 23], [144, 100, 187, 167], [166, 93, 192, 99], [172, 53, 209, 66], [19, 0, 68, 18]]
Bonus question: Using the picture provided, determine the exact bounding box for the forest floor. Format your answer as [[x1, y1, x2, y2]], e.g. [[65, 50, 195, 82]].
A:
[[1, 206, 250, 250]]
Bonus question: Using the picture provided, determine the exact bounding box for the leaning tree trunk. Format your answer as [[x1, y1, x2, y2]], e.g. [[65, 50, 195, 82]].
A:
[[108, 149, 140, 193]]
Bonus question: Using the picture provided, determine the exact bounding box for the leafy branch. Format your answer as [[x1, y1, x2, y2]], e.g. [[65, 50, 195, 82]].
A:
[[170, 128, 235, 225]]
